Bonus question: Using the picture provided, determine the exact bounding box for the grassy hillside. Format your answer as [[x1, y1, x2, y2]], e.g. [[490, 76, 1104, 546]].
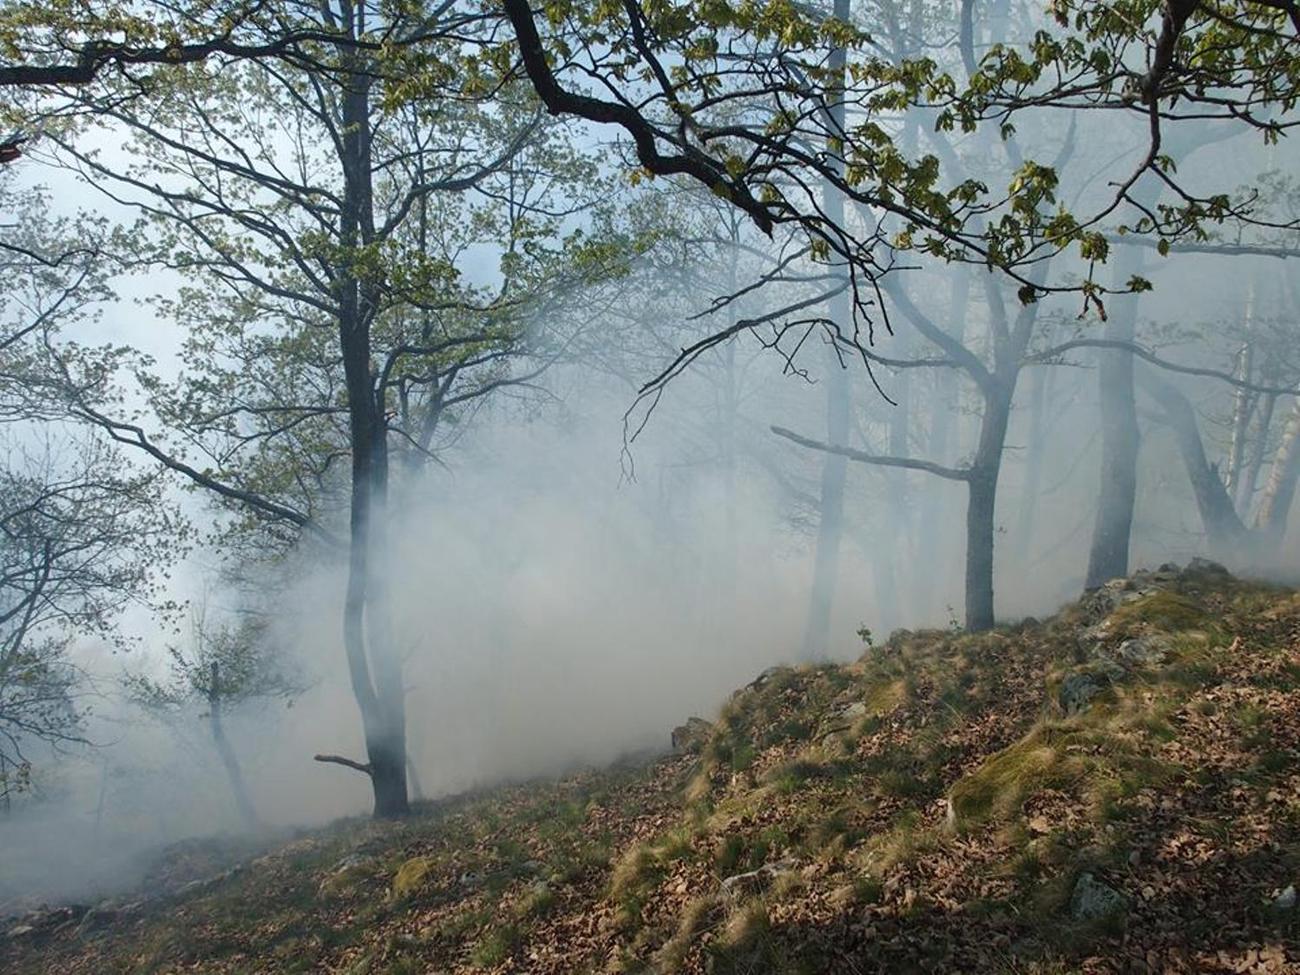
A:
[[5, 561, 1300, 974]]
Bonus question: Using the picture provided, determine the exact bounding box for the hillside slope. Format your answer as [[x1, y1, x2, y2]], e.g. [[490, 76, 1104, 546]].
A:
[[5, 561, 1300, 974]]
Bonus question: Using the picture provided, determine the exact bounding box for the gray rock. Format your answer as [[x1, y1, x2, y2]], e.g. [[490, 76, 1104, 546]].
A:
[[1186, 557, 1229, 576], [671, 716, 712, 754], [1059, 662, 1122, 715], [75, 903, 124, 937], [831, 701, 867, 724], [333, 853, 374, 873], [1060, 673, 1104, 714], [1110, 635, 1173, 667], [1069, 872, 1127, 921], [458, 870, 485, 889], [1274, 885, 1296, 910], [3, 905, 85, 941], [1078, 580, 1155, 628], [819, 700, 869, 740], [720, 859, 796, 900], [749, 666, 786, 689], [1078, 583, 1126, 624]]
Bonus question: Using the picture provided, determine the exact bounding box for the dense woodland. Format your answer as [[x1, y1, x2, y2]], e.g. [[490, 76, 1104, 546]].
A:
[[0, 1, 1298, 958]]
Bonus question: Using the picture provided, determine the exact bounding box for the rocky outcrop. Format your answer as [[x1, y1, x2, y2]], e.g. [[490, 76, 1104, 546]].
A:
[[671, 717, 712, 754]]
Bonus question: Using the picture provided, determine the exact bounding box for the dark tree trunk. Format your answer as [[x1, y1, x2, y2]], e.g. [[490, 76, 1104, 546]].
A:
[[963, 380, 1013, 632], [337, 48, 408, 819], [1014, 353, 1053, 565]]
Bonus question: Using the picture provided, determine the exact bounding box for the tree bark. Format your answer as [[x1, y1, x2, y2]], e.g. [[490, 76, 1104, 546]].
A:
[[1085, 249, 1144, 587], [1014, 353, 1052, 566], [1139, 371, 1250, 553], [964, 379, 1013, 632], [1254, 398, 1300, 547], [1224, 341, 1256, 506], [337, 36, 408, 819], [1240, 392, 1278, 516]]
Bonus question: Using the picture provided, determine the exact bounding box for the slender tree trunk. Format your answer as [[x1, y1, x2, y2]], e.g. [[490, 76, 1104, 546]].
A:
[[208, 662, 259, 829], [1139, 371, 1249, 553], [1255, 398, 1300, 548], [337, 46, 408, 818], [1240, 392, 1278, 516], [719, 220, 741, 617], [1085, 249, 1144, 587], [964, 379, 1013, 631], [1014, 356, 1053, 565], [1224, 341, 1256, 504], [801, 0, 852, 660], [884, 366, 912, 583]]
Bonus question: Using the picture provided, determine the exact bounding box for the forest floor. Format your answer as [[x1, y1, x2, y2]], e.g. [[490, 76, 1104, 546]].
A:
[[4, 560, 1300, 974]]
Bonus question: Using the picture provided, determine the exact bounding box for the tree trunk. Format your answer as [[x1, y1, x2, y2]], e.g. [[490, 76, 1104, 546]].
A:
[[1224, 341, 1255, 506], [208, 662, 259, 829], [719, 219, 742, 617], [800, 0, 852, 660], [1240, 392, 1278, 516], [1085, 250, 1144, 587], [963, 380, 1013, 632], [1014, 357, 1052, 566], [337, 49, 408, 819], [1139, 371, 1249, 553], [1255, 398, 1300, 548]]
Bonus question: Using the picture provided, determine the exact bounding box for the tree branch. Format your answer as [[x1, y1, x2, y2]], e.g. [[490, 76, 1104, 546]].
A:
[[313, 753, 372, 776], [500, 0, 777, 235], [770, 425, 971, 481], [1029, 338, 1299, 396]]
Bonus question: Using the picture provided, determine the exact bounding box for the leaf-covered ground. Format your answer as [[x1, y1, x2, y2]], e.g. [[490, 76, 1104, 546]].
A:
[[5, 562, 1300, 974]]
